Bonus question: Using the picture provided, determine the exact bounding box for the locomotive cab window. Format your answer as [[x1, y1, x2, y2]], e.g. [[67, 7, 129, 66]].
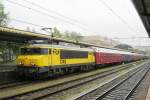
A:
[[20, 48, 48, 55]]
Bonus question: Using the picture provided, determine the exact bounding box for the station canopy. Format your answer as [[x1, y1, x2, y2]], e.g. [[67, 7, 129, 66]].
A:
[[0, 26, 50, 43], [0, 26, 83, 44], [132, 0, 150, 37], [0, 26, 92, 47], [0, 26, 144, 53]]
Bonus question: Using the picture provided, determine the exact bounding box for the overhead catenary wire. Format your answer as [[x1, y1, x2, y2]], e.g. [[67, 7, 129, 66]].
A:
[[0, 17, 48, 28], [23, 0, 87, 27], [10, 18, 47, 28], [6, 0, 139, 35], [98, 0, 139, 34], [6, 0, 74, 25], [6, 0, 88, 31], [111, 37, 149, 39]]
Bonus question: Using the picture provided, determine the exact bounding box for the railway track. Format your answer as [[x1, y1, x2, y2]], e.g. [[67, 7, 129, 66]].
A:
[[0, 79, 46, 90], [128, 66, 150, 100], [0, 80, 29, 90], [75, 62, 150, 100], [0, 61, 146, 100], [0, 64, 125, 90]]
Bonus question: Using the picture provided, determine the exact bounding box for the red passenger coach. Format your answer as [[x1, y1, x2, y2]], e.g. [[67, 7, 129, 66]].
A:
[[93, 47, 123, 65]]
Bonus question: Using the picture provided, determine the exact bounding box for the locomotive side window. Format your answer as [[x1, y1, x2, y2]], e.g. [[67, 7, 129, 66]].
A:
[[20, 48, 48, 55], [60, 50, 88, 59]]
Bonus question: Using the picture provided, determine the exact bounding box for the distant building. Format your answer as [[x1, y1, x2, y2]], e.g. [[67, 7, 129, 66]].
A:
[[134, 46, 150, 55], [81, 35, 120, 47]]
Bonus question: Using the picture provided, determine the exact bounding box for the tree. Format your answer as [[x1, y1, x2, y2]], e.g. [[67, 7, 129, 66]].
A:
[[64, 31, 82, 42], [52, 27, 62, 38], [115, 44, 133, 50], [63, 31, 70, 39], [0, 41, 22, 63], [51, 27, 83, 42], [0, 0, 9, 26]]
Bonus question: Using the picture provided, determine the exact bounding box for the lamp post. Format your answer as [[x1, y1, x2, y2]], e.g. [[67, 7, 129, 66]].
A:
[[41, 27, 53, 68], [41, 27, 53, 44], [41, 27, 52, 38]]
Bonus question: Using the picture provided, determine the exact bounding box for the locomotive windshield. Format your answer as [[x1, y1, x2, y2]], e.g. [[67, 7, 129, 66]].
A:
[[20, 48, 48, 55]]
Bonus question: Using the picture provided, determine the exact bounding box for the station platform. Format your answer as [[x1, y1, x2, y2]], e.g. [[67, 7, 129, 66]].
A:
[[147, 88, 150, 99], [0, 64, 17, 84], [0, 64, 16, 72], [146, 67, 150, 100], [146, 85, 150, 100]]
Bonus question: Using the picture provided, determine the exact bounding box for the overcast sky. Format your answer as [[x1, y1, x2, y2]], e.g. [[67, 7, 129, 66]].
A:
[[3, 0, 150, 46]]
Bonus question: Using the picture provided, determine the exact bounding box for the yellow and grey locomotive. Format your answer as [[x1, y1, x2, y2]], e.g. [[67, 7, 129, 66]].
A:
[[17, 44, 95, 77]]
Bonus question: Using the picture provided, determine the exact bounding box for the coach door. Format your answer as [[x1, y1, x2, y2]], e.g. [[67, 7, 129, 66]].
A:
[[48, 49, 52, 66]]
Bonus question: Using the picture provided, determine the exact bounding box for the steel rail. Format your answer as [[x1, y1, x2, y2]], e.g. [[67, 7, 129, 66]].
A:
[[2, 63, 133, 100], [75, 63, 149, 100]]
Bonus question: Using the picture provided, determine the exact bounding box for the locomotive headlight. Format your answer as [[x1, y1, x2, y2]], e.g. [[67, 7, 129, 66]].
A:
[[30, 62, 35, 66], [30, 59, 37, 66], [30, 62, 36, 66], [19, 62, 23, 65]]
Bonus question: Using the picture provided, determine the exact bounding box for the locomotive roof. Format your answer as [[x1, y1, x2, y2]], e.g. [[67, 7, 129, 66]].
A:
[[22, 44, 94, 52], [22, 44, 144, 55], [92, 47, 143, 55]]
